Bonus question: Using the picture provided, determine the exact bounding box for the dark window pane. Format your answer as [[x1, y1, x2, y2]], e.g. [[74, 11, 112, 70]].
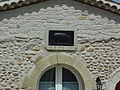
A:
[[62, 68, 79, 90], [62, 68, 77, 82], [49, 31, 74, 46], [39, 68, 55, 90]]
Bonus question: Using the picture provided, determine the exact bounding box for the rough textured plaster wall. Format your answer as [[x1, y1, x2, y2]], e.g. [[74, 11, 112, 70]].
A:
[[0, 0, 120, 89]]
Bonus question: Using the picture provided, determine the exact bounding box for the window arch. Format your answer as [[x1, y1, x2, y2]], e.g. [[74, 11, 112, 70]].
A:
[[25, 54, 94, 90], [106, 67, 120, 90], [38, 65, 84, 90]]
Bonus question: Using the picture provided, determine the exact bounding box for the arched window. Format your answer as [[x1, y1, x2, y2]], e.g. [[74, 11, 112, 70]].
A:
[[115, 81, 120, 90], [38, 65, 82, 90]]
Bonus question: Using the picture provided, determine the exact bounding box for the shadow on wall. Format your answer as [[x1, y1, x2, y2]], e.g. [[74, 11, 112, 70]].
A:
[[0, 0, 120, 23]]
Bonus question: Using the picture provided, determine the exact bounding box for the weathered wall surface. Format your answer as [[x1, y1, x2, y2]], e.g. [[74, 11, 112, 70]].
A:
[[0, 0, 120, 90]]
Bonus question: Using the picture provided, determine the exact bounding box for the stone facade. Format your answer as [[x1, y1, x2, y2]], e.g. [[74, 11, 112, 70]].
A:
[[0, 0, 120, 90], [26, 54, 94, 90]]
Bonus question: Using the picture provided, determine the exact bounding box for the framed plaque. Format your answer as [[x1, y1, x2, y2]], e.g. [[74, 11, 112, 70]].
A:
[[45, 26, 77, 50]]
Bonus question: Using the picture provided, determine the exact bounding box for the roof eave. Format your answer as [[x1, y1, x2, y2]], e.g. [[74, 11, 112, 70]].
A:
[[0, 0, 119, 15]]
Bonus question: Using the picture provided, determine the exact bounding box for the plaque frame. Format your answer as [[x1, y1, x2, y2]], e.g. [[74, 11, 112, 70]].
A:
[[44, 26, 77, 51]]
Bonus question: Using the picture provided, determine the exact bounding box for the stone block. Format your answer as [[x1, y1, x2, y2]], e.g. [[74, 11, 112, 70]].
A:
[[57, 54, 66, 64], [88, 14, 96, 20], [77, 16, 88, 20], [85, 80, 95, 89], [87, 47, 94, 52], [62, 5, 69, 10], [31, 45, 41, 51], [5, 88, 11, 90], [33, 55, 44, 65], [12, 72, 19, 76], [46, 55, 57, 65]]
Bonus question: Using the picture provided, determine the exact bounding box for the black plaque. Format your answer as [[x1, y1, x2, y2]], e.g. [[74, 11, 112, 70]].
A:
[[49, 30, 74, 46]]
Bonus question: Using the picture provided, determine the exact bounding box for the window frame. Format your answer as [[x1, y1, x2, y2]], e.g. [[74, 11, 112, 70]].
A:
[[37, 65, 84, 90], [44, 26, 77, 51]]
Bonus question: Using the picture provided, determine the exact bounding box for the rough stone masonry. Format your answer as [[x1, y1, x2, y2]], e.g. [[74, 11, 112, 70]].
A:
[[0, 3, 120, 90]]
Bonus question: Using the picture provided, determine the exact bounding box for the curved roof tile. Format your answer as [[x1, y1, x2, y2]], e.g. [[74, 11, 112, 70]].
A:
[[0, 0, 120, 15]]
